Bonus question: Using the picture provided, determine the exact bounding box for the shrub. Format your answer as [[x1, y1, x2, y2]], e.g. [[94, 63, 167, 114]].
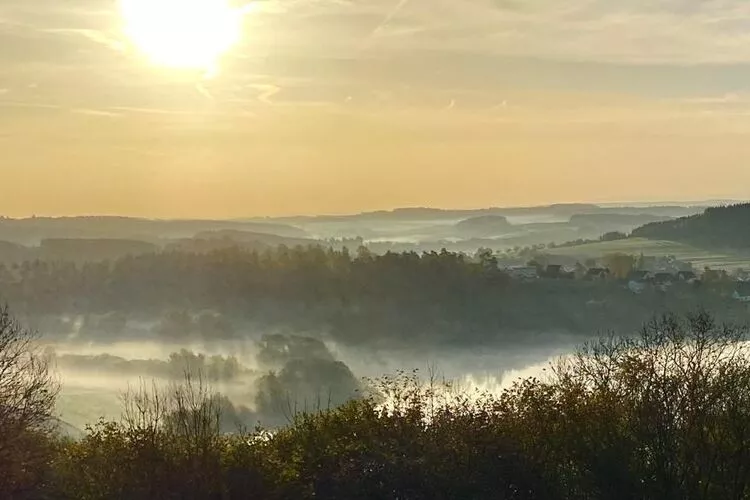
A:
[[39, 311, 750, 499]]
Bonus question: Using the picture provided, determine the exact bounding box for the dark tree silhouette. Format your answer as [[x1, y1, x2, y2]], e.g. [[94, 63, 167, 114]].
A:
[[0, 305, 59, 497]]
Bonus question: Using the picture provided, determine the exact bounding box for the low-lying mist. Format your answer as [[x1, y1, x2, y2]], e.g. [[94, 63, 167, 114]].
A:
[[49, 331, 566, 433]]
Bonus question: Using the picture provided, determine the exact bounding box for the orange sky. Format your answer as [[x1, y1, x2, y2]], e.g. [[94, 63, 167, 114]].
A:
[[2, 0, 750, 217]]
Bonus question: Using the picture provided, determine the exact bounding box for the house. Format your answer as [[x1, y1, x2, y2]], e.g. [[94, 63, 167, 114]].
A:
[[586, 267, 611, 280], [628, 280, 647, 294], [505, 266, 539, 280], [653, 272, 675, 285], [628, 270, 652, 282], [545, 264, 563, 278], [677, 270, 698, 283], [733, 283, 750, 302], [555, 265, 575, 279], [652, 272, 676, 292]]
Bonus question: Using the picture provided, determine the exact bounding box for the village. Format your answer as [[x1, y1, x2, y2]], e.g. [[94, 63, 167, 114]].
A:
[[501, 253, 750, 302]]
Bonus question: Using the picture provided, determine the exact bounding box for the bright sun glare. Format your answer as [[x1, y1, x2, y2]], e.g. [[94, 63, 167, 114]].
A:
[[120, 0, 247, 75]]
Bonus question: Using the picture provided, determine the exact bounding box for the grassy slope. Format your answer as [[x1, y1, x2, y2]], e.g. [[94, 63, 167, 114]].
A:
[[548, 238, 750, 270]]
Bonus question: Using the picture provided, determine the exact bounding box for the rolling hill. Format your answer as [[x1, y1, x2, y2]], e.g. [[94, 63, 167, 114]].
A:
[[631, 203, 750, 250], [547, 238, 750, 270]]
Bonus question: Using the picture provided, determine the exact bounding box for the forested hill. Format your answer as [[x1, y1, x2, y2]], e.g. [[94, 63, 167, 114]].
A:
[[631, 203, 750, 249]]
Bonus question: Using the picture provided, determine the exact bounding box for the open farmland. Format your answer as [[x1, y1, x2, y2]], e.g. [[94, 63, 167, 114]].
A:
[[548, 238, 750, 270]]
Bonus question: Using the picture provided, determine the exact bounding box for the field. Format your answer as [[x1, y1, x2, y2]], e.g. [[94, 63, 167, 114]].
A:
[[548, 238, 750, 270]]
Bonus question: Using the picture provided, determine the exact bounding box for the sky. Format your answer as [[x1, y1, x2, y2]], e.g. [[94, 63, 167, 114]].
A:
[[3, 0, 750, 218]]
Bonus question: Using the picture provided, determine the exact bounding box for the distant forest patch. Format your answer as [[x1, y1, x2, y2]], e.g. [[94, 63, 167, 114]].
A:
[[632, 203, 750, 250]]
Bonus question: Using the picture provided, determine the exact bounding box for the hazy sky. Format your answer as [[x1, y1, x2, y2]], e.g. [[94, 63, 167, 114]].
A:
[[3, 0, 750, 217]]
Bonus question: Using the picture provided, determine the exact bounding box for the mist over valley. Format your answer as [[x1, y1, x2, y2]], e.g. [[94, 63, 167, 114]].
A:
[[1, 201, 746, 437]]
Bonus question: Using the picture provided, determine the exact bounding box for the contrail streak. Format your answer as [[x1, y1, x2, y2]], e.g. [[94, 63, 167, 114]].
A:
[[195, 82, 215, 101], [372, 0, 410, 37]]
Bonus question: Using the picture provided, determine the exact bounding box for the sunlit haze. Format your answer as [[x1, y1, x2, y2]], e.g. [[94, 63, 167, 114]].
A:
[[5, 1, 750, 491], [2, 0, 750, 217], [120, 0, 247, 75]]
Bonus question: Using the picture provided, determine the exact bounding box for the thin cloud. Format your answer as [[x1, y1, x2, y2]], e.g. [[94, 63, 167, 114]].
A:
[[256, 84, 280, 105], [0, 101, 62, 110], [71, 108, 122, 118], [195, 82, 216, 101], [8, 0, 750, 65], [675, 94, 747, 106], [10, 0, 750, 68], [287, 0, 750, 64], [42, 28, 126, 52], [108, 106, 211, 116]]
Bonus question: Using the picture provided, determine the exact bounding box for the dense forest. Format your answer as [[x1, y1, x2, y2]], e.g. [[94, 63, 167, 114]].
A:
[[6, 309, 750, 499], [632, 203, 750, 249], [2, 246, 747, 350]]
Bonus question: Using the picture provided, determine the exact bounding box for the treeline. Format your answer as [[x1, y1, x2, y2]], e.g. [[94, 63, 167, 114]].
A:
[[632, 203, 750, 249], [53, 349, 246, 383], [9, 311, 750, 499], [2, 246, 748, 348], [0, 246, 503, 312]]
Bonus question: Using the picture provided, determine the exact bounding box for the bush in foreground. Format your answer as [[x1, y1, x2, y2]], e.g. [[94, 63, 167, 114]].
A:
[[13, 310, 750, 499]]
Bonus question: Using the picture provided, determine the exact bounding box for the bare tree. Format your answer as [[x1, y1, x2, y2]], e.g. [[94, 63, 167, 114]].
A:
[[121, 378, 168, 445], [0, 305, 59, 495], [119, 370, 225, 498]]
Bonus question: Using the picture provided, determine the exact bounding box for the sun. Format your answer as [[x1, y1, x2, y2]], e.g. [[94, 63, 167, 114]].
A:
[[120, 0, 247, 75]]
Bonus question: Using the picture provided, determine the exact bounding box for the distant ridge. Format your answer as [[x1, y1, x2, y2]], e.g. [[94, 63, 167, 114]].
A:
[[267, 203, 703, 224], [0, 216, 307, 245], [598, 199, 746, 208]]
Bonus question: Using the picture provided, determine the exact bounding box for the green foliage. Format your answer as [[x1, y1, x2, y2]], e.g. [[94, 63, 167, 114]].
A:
[[496, 312, 750, 499], [7, 305, 750, 499], [8, 245, 750, 350], [602, 252, 636, 279], [5, 246, 510, 344], [41, 311, 750, 500], [167, 349, 242, 382], [599, 231, 627, 242], [255, 358, 360, 425]]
